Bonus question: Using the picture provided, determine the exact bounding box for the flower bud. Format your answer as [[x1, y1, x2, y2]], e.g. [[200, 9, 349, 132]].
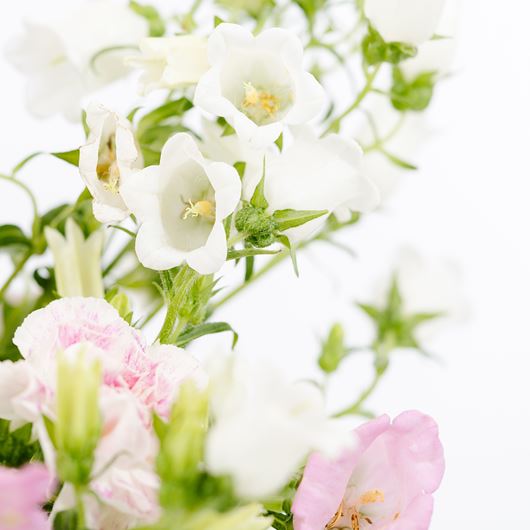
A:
[[318, 323, 347, 374], [45, 218, 104, 298], [54, 345, 102, 486], [157, 381, 209, 508], [235, 204, 278, 248]]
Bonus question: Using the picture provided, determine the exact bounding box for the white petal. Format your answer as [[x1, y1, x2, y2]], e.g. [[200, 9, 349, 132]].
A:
[[120, 166, 161, 222], [185, 221, 228, 275], [286, 72, 325, 124], [207, 162, 242, 220]]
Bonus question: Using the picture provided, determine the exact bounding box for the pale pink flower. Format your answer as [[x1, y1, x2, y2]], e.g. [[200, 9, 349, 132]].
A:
[[292, 411, 445, 530], [11, 297, 205, 417], [0, 464, 53, 530]]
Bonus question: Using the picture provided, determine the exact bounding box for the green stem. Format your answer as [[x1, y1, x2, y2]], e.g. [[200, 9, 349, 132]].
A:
[[74, 486, 85, 530], [0, 251, 31, 301], [211, 250, 289, 311], [333, 368, 385, 417], [103, 240, 134, 277], [324, 64, 381, 135], [0, 173, 39, 220]]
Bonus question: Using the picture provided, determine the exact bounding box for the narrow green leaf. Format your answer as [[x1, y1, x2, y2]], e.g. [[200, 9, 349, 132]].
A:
[[357, 303, 381, 321], [233, 161, 247, 180], [0, 225, 32, 251], [245, 255, 254, 282], [137, 98, 193, 138], [175, 322, 239, 348], [52, 149, 80, 167], [250, 161, 268, 210], [275, 132, 283, 152], [381, 150, 418, 170], [276, 234, 299, 277], [273, 208, 328, 231]]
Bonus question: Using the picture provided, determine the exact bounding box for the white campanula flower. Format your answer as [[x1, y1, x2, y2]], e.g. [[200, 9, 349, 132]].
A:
[[364, 0, 446, 46], [199, 118, 264, 200], [194, 23, 325, 148], [79, 102, 143, 224], [121, 133, 241, 274], [45, 219, 104, 299], [126, 36, 209, 95], [263, 128, 379, 242], [5, 1, 148, 120], [205, 355, 353, 499]]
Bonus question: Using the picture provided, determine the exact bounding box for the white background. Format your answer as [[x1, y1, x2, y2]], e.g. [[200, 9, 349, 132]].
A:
[[1, 0, 529, 528]]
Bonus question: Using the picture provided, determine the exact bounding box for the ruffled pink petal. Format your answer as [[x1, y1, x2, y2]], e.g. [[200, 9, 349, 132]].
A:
[[292, 415, 390, 530], [388, 493, 434, 530]]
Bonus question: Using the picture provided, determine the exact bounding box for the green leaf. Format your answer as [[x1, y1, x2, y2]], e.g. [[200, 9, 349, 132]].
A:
[[214, 15, 225, 27], [381, 150, 418, 171], [276, 235, 299, 277], [357, 303, 381, 322], [245, 255, 254, 282], [137, 98, 193, 139], [273, 208, 328, 232], [140, 124, 189, 151], [362, 26, 417, 65], [52, 149, 80, 167], [130, 1, 165, 36], [250, 161, 268, 210], [0, 224, 32, 252], [227, 248, 280, 260], [275, 132, 283, 152], [233, 161, 247, 180], [175, 322, 239, 348], [0, 420, 42, 467]]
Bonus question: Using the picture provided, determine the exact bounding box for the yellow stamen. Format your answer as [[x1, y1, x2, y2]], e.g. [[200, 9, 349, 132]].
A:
[[242, 82, 280, 119], [97, 136, 120, 194], [359, 489, 385, 505], [182, 199, 215, 221]]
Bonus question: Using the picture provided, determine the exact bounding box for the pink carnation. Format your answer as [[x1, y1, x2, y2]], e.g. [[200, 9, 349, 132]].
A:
[[0, 464, 53, 530], [292, 411, 445, 530]]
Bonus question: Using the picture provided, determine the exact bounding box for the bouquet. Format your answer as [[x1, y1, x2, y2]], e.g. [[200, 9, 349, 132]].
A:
[[0, 1, 459, 529]]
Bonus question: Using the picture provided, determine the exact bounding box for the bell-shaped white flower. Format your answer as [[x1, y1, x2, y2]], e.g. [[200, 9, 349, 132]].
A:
[[263, 128, 379, 242], [79, 102, 143, 224], [45, 219, 104, 299], [126, 36, 209, 95], [5, 1, 148, 120], [364, 0, 445, 46], [205, 355, 353, 499], [199, 118, 264, 201], [194, 23, 324, 148], [121, 133, 241, 275]]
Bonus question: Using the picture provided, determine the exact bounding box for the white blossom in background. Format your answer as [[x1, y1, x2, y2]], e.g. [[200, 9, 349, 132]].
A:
[[194, 23, 324, 148], [364, 0, 446, 46], [5, 1, 148, 120], [126, 36, 210, 95], [205, 355, 354, 499], [121, 133, 241, 274], [263, 128, 379, 242], [199, 118, 264, 200], [80, 102, 143, 224], [45, 219, 104, 299]]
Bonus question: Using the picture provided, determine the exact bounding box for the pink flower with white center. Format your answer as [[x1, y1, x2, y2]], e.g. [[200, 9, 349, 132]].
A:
[[11, 297, 205, 418], [292, 411, 445, 530], [0, 464, 53, 530]]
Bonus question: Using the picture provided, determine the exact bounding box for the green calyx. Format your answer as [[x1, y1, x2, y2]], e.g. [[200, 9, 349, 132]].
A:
[[235, 203, 279, 248], [390, 68, 436, 112], [362, 26, 417, 65]]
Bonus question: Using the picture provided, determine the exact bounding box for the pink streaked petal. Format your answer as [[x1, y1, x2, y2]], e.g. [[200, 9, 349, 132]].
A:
[[292, 415, 391, 530]]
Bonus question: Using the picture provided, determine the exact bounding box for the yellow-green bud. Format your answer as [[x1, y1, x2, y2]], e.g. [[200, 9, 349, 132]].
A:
[[55, 345, 102, 486], [318, 323, 347, 373]]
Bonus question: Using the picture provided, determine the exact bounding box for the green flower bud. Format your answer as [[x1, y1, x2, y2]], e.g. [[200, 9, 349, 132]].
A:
[[235, 204, 278, 248], [390, 67, 436, 112], [55, 345, 102, 486], [318, 323, 347, 373], [157, 381, 209, 508], [362, 26, 417, 65]]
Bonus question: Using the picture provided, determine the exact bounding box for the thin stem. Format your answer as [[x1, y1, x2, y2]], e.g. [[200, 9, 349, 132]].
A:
[[211, 250, 289, 311], [103, 240, 134, 277], [324, 64, 381, 135], [333, 368, 385, 417], [74, 486, 85, 530], [0, 173, 38, 220], [0, 251, 31, 300]]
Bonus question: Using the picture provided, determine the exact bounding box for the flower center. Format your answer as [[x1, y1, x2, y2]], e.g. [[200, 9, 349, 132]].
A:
[[97, 135, 120, 194], [326, 489, 391, 530], [182, 199, 216, 221], [240, 81, 292, 125]]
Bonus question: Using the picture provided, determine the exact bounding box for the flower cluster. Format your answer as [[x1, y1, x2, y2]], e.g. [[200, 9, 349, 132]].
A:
[[0, 1, 458, 529]]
